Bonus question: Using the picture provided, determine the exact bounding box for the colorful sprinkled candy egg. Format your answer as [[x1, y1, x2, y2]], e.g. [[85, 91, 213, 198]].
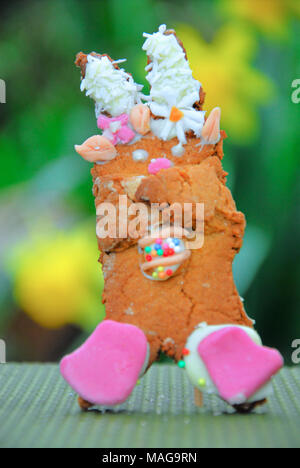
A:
[[139, 236, 188, 281]]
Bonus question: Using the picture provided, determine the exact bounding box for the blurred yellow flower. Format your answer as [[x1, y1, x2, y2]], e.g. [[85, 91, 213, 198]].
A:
[[219, 0, 300, 38], [177, 23, 275, 143], [9, 226, 105, 330]]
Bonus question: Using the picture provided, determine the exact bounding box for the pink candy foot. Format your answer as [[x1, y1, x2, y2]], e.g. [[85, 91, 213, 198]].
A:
[[60, 320, 148, 407], [198, 327, 283, 405]]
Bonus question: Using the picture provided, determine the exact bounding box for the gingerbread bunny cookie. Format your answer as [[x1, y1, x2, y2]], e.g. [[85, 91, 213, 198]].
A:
[[60, 25, 283, 413]]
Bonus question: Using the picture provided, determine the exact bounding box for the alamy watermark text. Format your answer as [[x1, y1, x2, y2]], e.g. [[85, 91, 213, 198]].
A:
[[0, 79, 6, 103], [96, 197, 204, 249], [0, 339, 6, 363], [291, 79, 300, 104], [291, 339, 300, 364]]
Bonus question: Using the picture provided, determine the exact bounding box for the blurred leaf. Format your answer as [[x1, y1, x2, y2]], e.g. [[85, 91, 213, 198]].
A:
[[176, 22, 276, 144], [218, 0, 300, 40]]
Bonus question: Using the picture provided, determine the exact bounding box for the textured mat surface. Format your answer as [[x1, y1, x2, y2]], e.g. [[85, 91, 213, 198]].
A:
[[0, 363, 299, 448]]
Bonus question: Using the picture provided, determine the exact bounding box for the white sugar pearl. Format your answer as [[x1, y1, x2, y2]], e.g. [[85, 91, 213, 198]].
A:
[[174, 246, 181, 253], [169, 242, 175, 249]]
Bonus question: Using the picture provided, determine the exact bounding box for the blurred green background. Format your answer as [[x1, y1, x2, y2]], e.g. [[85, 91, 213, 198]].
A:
[[0, 0, 299, 363]]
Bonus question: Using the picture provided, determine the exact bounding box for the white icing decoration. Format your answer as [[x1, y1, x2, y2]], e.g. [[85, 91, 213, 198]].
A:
[[171, 142, 185, 157], [132, 149, 149, 162], [81, 55, 144, 117], [143, 25, 200, 107], [184, 324, 274, 404], [149, 92, 205, 145], [142, 25, 205, 146]]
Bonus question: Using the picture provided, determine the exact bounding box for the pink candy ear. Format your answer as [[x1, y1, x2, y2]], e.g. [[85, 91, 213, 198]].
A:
[[201, 107, 221, 144], [60, 320, 148, 406], [197, 327, 283, 405], [130, 104, 151, 135]]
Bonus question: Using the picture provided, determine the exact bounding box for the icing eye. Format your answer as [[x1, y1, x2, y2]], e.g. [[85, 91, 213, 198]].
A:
[[132, 149, 149, 162]]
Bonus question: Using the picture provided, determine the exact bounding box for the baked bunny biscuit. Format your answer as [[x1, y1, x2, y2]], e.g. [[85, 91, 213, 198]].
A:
[[60, 25, 283, 412]]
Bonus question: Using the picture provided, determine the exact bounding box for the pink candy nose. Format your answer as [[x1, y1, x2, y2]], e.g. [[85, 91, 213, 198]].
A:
[[148, 158, 173, 175]]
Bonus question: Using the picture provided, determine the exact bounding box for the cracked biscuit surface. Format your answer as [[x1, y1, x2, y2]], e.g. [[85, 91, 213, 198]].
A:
[[94, 132, 252, 365]]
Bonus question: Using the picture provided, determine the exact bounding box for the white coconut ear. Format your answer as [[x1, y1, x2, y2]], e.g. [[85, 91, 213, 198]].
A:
[[80, 54, 143, 117], [142, 24, 201, 111], [141, 25, 206, 150]]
